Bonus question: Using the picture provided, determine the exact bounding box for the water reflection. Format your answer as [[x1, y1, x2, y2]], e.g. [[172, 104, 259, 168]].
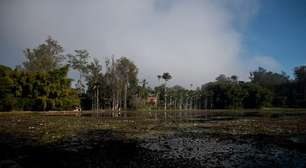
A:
[[80, 109, 306, 122], [82, 110, 211, 121]]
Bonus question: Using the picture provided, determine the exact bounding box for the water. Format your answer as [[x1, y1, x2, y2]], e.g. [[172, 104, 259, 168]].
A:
[[1, 109, 306, 167]]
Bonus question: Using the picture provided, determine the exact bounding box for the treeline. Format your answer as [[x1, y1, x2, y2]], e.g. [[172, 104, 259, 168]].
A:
[[152, 66, 306, 110], [0, 37, 140, 111], [0, 37, 305, 111]]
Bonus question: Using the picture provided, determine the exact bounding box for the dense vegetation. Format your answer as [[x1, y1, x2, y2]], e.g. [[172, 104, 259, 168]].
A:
[[0, 37, 79, 111], [0, 37, 305, 111]]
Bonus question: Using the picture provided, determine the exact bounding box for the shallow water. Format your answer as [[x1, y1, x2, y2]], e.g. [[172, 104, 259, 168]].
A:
[[1, 110, 306, 167], [140, 132, 306, 168]]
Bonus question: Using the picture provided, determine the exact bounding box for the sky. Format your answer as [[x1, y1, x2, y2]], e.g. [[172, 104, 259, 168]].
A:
[[0, 0, 305, 87]]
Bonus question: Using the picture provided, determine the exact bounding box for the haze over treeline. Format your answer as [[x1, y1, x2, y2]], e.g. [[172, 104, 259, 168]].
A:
[[2, 0, 304, 87]]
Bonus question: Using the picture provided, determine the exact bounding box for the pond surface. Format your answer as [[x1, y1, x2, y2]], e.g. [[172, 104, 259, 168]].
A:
[[0, 110, 306, 168]]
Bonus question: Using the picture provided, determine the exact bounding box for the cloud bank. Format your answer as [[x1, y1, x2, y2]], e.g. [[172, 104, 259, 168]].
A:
[[0, 0, 279, 87]]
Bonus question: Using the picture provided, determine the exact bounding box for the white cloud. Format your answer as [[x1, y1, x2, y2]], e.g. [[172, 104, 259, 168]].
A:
[[0, 0, 269, 87]]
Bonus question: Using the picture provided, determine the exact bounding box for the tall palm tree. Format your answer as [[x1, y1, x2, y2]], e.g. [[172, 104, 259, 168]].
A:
[[156, 75, 162, 108], [157, 75, 162, 82], [162, 72, 172, 110]]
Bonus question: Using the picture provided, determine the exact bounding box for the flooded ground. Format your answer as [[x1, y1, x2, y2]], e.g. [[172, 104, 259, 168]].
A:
[[0, 110, 306, 168]]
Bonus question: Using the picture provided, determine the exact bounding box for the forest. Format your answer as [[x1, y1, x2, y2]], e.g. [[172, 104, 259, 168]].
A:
[[0, 37, 305, 112]]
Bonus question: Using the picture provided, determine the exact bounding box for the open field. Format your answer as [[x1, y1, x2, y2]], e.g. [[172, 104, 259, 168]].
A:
[[1, 109, 306, 168]]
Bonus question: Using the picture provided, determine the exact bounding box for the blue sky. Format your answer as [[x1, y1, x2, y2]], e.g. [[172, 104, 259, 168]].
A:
[[0, 0, 305, 85], [243, 0, 306, 75]]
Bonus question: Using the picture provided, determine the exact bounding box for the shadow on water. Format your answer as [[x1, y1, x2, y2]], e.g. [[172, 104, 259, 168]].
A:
[[0, 129, 220, 168], [0, 130, 146, 168], [0, 130, 306, 168], [1, 129, 306, 168]]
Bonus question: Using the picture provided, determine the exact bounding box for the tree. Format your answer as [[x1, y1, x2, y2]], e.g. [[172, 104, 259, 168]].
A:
[[67, 49, 90, 93], [161, 72, 172, 110], [139, 79, 149, 98], [294, 65, 306, 107], [88, 56, 139, 111], [216, 74, 230, 82], [86, 58, 103, 111], [156, 75, 162, 108], [169, 85, 185, 110], [0, 64, 79, 112], [203, 80, 267, 109], [294, 65, 306, 82], [250, 67, 289, 87], [242, 82, 272, 108], [157, 75, 162, 82], [227, 82, 246, 108], [250, 67, 290, 107], [23, 36, 64, 72], [116, 57, 138, 110], [230, 75, 238, 82], [107, 56, 121, 111], [0, 65, 15, 111]]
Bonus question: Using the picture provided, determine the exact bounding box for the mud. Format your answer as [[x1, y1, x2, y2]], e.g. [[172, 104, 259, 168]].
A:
[[0, 111, 306, 168], [0, 130, 306, 168]]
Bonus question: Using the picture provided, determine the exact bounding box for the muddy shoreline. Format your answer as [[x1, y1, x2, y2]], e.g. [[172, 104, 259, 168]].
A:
[[1, 130, 306, 168], [0, 112, 306, 168]]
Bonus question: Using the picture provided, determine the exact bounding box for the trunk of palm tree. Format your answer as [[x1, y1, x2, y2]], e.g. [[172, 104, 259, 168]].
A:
[[156, 93, 159, 109], [164, 86, 167, 110], [96, 86, 99, 112], [92, 95, 94, 111], [112, 93, 115, 110], [179, 97, 182, 110], [116, 89, 120, 111], [190, 97, 193, 110], [124, 78, 128, 110], [304, 84, 306, 102], [170, 96, 173, 110], [164, 95, 167, 110], [124, 83, 127, 110]]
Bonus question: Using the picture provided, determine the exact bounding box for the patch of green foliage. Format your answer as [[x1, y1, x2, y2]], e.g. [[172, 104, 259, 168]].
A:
[[0, 65, 79, 111]]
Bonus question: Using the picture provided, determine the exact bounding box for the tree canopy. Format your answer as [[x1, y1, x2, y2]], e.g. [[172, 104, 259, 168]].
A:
[[0, 65, 79, 111], [23, 36, 65, 72]]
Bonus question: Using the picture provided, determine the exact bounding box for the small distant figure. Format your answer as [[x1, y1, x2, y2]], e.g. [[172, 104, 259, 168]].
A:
[[118, 110, 121, 117], [73, 105, 82, 112], [73, 105, 82, 117]]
